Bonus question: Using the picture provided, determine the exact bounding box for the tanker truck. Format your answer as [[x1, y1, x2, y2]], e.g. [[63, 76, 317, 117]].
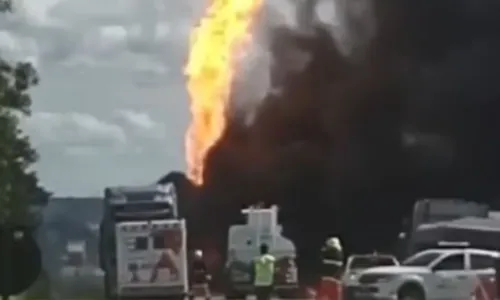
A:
[[223, 205, 299, 299]]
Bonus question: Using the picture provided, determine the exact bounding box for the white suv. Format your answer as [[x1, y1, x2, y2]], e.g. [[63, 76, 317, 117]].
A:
[[347, 248, 498, 300]]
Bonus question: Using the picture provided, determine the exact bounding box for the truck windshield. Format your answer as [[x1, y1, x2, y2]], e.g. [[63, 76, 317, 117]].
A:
[[350, 256, 397, 269], [111, 202, 174, 220], [403, 252, 441, 267], [114, 191, 158, 202]]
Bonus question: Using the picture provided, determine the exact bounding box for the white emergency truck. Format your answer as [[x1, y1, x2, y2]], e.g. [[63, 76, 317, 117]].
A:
[[348, 245, 498, 300], [63, 240, 86, 276], [224, 206, 298, 299], [99, 183, 188, 300]]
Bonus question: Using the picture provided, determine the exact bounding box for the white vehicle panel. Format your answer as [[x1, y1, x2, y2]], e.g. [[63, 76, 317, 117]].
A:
[[115, 219, 188, 296], [362, 266, 430, 275], [353, 248, 500, 300]]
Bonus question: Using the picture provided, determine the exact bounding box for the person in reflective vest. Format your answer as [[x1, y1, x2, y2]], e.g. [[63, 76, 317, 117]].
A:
[[317, 237, 344, 300], [252, 243, 276, 300]]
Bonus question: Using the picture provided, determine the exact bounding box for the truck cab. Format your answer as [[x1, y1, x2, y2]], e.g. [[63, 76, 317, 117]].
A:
[[224, 206, 298, 299], [99, 183, 188, 300], [64, 240, 86, 276]]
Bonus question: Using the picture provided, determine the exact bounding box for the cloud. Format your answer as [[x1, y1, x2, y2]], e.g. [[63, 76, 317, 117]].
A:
[[0, 0, 225, 195], [114, 109, 167, 139], [1, 0, 199, 69], [24, 110, 180, 195], [25, 111, 127, 147]]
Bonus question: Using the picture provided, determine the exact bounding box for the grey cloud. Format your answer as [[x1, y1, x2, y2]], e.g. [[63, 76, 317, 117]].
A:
[[2, 0, 198, 195], [25, 111, 127, 147], [116, 109, 156, 130]]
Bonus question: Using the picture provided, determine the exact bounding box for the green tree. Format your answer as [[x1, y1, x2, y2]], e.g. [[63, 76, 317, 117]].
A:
[[0, 0, 12, 12], [0, 0, 41, 224]]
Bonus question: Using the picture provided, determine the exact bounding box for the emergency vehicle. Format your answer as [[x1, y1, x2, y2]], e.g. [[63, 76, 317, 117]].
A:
[[347, 244, 498, 300], [224, 206, 299, 299], [99, 183, 188, 300], [342, 253, 399, 286]]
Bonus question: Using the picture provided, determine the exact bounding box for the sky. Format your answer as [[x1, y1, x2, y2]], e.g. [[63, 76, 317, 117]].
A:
[[0, 0, 207, 196], [0, 0, 339, 197]]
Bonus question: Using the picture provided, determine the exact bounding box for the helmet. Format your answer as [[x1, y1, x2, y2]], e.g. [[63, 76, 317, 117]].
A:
[[325, 237, 342, 250], [194, 249, 203, 258]]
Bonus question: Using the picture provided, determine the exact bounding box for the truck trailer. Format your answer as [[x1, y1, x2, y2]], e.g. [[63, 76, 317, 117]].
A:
[[98, 183, 188, 300]]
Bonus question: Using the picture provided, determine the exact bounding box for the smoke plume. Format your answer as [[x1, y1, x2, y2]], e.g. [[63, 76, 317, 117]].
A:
[[184, 0, 500, 284]]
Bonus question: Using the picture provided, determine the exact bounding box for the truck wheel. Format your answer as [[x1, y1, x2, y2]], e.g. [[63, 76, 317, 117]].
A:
[[397, 284, 425, 300], [103, 274, 116, 300]]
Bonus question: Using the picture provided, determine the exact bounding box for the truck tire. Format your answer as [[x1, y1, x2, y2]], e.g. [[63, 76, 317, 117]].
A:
[[103, 273, 116, 300], [397, 283, 425, 300]]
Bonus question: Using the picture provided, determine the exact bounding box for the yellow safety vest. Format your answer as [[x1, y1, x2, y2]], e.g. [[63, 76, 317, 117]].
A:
[[253, 254, 276, 286]]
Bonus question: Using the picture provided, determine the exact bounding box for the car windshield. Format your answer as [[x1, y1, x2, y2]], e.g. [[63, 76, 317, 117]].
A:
[[350, 256, 398, 269], [403, 252, 441, 267]]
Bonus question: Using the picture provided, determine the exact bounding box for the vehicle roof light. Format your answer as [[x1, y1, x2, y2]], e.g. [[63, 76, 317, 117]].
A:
[[437, 241, 470, 248]]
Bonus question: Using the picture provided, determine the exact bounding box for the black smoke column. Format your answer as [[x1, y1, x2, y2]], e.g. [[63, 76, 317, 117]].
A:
[[183, 0, 500, 286]]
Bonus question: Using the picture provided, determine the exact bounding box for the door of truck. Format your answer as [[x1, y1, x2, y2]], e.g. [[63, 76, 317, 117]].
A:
[[115, 220, 188, 296]]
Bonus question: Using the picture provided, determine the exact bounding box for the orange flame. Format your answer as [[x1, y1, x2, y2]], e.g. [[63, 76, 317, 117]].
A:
[[184, 0, 264, 185]]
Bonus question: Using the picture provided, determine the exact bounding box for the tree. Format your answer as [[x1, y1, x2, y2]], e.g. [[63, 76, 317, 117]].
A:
[[0, 0, 11, 12], [0, 0, 41, 225]]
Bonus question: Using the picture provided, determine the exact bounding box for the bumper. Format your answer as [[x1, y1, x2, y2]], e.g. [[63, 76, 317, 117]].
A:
[[117, 285, 187, 298], [229, 283, 299, 292], [343, 286, 396, 300]]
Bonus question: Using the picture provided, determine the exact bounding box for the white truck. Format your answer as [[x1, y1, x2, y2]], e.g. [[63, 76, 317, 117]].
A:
[[347, 246, 498, 300], [99, 183, 188, 300], [224, 206, 299, 299], [63, 240, 86, 276]]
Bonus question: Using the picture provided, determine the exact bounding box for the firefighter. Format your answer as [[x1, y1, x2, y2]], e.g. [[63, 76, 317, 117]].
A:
[[252, 243, 276, 300], [321, 237, 344, 276], [189, 249, 211, 300], [317, 237, 344, 300]]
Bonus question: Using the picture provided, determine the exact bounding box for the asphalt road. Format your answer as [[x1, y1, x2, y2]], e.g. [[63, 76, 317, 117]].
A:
[[191, 296, 286, 300]]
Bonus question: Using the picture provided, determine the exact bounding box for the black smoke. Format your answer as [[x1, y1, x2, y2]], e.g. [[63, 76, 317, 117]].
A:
[[180, 0, 500, 284]]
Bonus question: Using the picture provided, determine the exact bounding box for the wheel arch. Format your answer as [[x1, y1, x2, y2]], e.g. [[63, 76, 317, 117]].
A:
[[398, 280, 426, 300]]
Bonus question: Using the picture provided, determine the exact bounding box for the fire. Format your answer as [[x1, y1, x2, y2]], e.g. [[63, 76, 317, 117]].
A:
[[184, 0, 264, 185]]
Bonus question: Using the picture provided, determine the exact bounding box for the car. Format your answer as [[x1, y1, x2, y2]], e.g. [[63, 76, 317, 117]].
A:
[[342, 253, 399, 286], [345, 248, 498, 300]]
